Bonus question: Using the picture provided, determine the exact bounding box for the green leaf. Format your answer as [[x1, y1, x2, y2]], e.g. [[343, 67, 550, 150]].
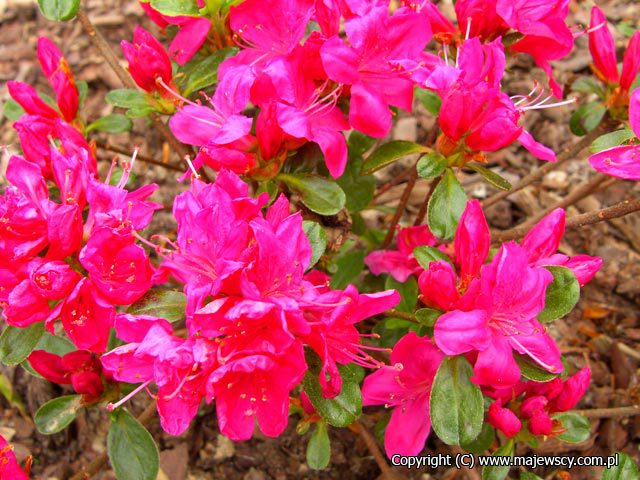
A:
[[481, 439, 514, 480], [306, 421, 331, 470], [278, 173, 346, 216], [515, 354, 558, 383], [413, 245, 453, 270], [538, 266, 580, 323], [108, 409, 160, 480], [125, 106, 156, 118], [106, 89, 149, 109], [34, 394, 82, 434], [602, 453, 639, 480], [361, 140, 430, 175], [150, 0, 200, 15], [427, 169, 466, 240], [329, 249, 365, 290], [348, 131, 377, 157], [0, 322, 45, 366], [23, 333, 76, 378], [430, 356, 484, 445], [553, 412, 591, 443], [87, 114, 133, 133], [37, 0, 80, 20], [3, 99, 25, 121], [180, 48, 238, 96], [571, 77, 605, 97], [77, 80, 89, 108], [570, 102, 606, 136], [417, 152, 447, 179], [303, 221, 327, 269], [466, 164, 512, 191], [415, 88, 442, 116], [302, 360, 363, 427], [462, 422, 495, 455], [590, 129, 636, 153], [384, 276, 417, 313], [0, 372, 28, 418], [337, 157, 375, 213], [128, 289, 187, 323], [414, 308, 441, 327]]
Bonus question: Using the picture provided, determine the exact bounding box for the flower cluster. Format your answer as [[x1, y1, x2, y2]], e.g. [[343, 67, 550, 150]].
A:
[[101, 171, 399, 438]]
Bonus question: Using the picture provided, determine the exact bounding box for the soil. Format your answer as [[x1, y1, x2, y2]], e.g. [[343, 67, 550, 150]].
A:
[[0, 0, 639, 479]]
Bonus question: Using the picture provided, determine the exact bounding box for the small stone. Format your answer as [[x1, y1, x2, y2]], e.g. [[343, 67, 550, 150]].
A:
[[213, 434, 236, 461], [542, 171, 569, 190], [243, 467, 266, 480], [393, 117, 418, 142]]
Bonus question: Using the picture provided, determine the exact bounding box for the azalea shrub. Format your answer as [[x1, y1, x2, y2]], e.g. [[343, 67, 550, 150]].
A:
[[1, 0, 639, 479]]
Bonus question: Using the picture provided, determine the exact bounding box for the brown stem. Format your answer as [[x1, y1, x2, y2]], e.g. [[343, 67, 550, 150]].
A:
[[69, 401, 157, 480], [76, 10, 194, 163], [510, 172, 612, 231], [492, 198, 640, 242], [382, 165, 419, 248], [95, 140, 183, 172], [574, 405, 640, 418], [350, 420, 393, 476], [482, 124, 611, 209], [414, 176, 440, 226], [384, 309, 419, 323], [373, 165, 416, 199]]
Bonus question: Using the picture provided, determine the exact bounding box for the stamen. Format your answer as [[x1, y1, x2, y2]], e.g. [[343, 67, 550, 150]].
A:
[[465, 17, 472, 40], [520, 97, 576, 111], [184, 155, 201, 180], [107, 380, 152, 411]]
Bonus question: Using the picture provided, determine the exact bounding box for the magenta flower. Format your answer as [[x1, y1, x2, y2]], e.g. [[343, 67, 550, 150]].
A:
[[365, 225, 439, 282], [139, 1, 211, 65], [121, 26, 173, 93], [362, 332, 444, 456], [36, 37, 79, 122], [589, 89, 640, 181], [28, 349, 106, 401], [487, 401, 522, 438], [320, 6, 431, 137], [0, 435, 29, 479]]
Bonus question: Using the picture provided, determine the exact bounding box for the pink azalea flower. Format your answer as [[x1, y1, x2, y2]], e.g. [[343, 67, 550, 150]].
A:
[[36, 37, 79, 122], [365, 225, 439, 282], [589, 88, 640, 181], [0, 435, 29, 479], [121, 26, 173, 93], [487, 401, 522, 438], [362, 332, 444, 456], [28, 349, 106, 401], [139, 1, 211, 65], [6, 81, 60, 119], [320, 6, 431, 137], [102, 315, 217, 436]]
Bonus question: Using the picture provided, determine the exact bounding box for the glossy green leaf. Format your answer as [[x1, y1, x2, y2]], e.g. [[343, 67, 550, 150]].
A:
[[571, 77, 605, 97], [35, 394, 82, 434], [430, 356, 484, 445], [77, 80, 89, 108], [427, 169, 467, 240], [570, 102, 606, 136], [467, 164, 512, 191], [462, 422, 495, 455], [150, 0, 200, 15], [515, 354, 558, 383], [413, 245, 453, 270], [306, 421, 331, 470], [590, 129, 636, 153], [601, 453, 639, 480], [3, 99, 25, 121], [329, 249, 365, 289], [417, 152, 447, 179], [37, 0, 80, 20], [385, 276, 417, 313], [538, 266, 580, 323], [303, 221, 327, 269], [337, 157, 375, 213], [128, 289, 187, 322], [415, 88, 442, 116], [106, 89, 149, 109], [414, 308, 442, 327], [87, 114, 133, 133], [348, 131, 377, 157], [481, 439, 514, 480], [108, 409, 160, 480], [0, 322, 45, 366], [23, 333, 76, 378], [302, 359, 364, 428], [180, 48, 238, 96], [361, 140, 430, 175], [278, 173, 346, 216], [554, 412, 591, 443]]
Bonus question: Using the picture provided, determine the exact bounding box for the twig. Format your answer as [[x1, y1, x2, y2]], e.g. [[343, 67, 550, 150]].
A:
[[512, 172, 612, 231], [374, 165, 416, 199], [69, 401, 157, 480], [76, 9, 193, 163], [492, 198, 640, 242], [384, 309, 419, 323], [574, 405, 640, 419], [414, 176, 440, 226], [482, 124, 611, 209], [350, 420, 394, 477], [95, 140, 183, 172], [382, 165, 419, 248]]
